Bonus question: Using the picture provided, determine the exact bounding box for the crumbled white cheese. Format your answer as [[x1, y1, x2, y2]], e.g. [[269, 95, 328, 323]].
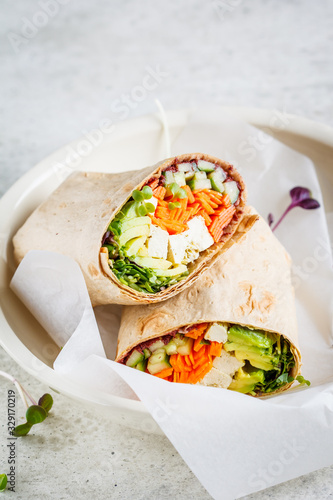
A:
[[198, 368, 232, 388], [213, 350, 244, 376], [147, 225, 169, 259], [185, 216, 214, 252], [167, 233, 188, 264], [204, 323, 228, 343]]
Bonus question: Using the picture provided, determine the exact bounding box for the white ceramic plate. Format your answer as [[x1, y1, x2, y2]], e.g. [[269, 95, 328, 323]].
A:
[[1, 107, 333, 434]]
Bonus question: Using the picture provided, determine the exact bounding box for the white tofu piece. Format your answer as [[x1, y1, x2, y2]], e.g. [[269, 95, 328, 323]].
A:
[[167, 233, 188, 264], [213, 350, 244, 377], [198, 368, 232, 389], [147, 225, 169, 259], [185, 216, 214, 252], [204, 323, 228, 343]]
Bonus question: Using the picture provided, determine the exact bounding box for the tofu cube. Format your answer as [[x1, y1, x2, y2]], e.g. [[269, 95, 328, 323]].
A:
[[185, 216, 214, 252], [204, 323, 228, 343], [167, 233, 188, 264], [147, 225, 169, 259]]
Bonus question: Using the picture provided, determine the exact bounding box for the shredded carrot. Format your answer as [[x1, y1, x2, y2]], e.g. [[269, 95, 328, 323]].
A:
[[153, 185, 166, 200], [209, 205, 236, 243], [209, 341, 223, 357], [197, 209, 212, 226], [148, 178, 159, 190], [155, 207, 171, 219], [195, 194, 215, 215], [183, 184, 195, 204], [154, 367, 173, 379]]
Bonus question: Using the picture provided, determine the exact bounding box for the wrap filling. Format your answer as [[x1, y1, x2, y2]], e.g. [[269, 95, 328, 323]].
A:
[[120, 322, 299, 395], [101, 158, 241, 293]]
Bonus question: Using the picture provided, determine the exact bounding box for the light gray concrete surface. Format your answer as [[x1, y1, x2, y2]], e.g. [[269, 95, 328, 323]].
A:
[[1, 0, 333, 498]]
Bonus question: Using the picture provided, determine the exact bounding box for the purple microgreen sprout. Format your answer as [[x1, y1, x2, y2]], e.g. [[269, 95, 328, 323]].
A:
[[270, 186, 320, 232], [0, 370, 53, 437]]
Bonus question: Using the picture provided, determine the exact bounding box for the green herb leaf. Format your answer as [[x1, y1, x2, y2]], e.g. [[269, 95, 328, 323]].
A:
[[138, 205, 148, 216], [177, 188, 187, 199], [0, 474, 7, 492], [168, 202, 181, 210], [26, 405, 47, 425], [296, 375, 311, 386], [144, 202, 155, 213], [169, 183, 180, 198], [132, 190, 144, 202], [142, 186, 153, 199], [13, 422, 33, 437], [38, 394, 53, 413]]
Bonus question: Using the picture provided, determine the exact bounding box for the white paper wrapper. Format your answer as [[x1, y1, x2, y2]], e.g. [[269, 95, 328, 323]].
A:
[[10, 113, 333, 500]]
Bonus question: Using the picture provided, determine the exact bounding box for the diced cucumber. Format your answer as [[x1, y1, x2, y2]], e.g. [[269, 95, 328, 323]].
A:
[[149, 340, 165, 352], [177, 337, 193, 355], [187, 178, 212, 191], [197, 160, 215, 172], [136, 360, 147, 371], [126, 349, 144, 367], [223, 181, 239, 204], [173, 171, 186, 187], [173, 335, 186, 348], [208, 170, 226, 193], [194, 171, 207, 180], [178, 162, 194, 172], [143, 348, 151, 359], [207, 167, 227, 182], [210, 177, 225, 193], [164, 171, 175, 185], [147, 358, 171, 375], [165, 340, 178, 355], [147, 348, 171, 374]]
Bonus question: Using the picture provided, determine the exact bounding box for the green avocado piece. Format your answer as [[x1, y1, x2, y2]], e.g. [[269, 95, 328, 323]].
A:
[[224, 342, 278, 371], [229, 367, 265, 394], [118, 200, 139, 219], [133, 256, 173, 270], [153, 264, 187, 277], [121, 216, 151, 233], [228, 325, 275, 349], [119, 224, 150, 247], [124, 236, 147, 257]]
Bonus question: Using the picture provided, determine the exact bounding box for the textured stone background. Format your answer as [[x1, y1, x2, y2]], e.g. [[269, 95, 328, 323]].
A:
[[1, 0, 333, 498]]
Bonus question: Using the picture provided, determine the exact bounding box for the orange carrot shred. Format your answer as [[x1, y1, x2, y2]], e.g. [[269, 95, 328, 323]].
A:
[[154, 367, 173, 379]]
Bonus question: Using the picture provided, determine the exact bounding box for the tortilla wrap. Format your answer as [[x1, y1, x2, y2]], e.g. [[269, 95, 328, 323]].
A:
[[13, 153, 248, 306], [117, 213, 301, 396]]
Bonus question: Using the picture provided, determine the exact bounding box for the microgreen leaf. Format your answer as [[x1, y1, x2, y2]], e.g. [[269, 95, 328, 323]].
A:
[[13, 422, 33, 437], [271, 186, 320, 231], [296, 375, 311, 386], [0, 474, 7, 492], [177, 188, 187, 199], [132, 190, 144, 202], [38, 394, 53, 413], [142, 186, 153, 199], [137, 205, 148, 217], [169, 183, 180, 197], [26, 405, 47, 424], [168, 202, 181, 210], [144, 202, 155, 213]]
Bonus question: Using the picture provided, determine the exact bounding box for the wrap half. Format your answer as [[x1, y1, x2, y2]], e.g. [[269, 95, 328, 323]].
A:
[[117, 213, 302, 396], [13, 153, 248, 306]]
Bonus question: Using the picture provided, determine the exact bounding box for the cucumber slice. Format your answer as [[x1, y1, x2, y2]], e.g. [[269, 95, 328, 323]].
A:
[[149, 348, 167, 364], [143, 348, 151, 359], [164, 171, 175, 185], [147, 358, 171, 375], [187, 179, 212, 191], [126, 349, 144, 367], [207, 167, 227, 182], [178, 162, 197, 181], [210, 177, 225, 193], [197, 160, 215, 172], [194, 171, 207, 180], [177, 337, 193, 355], [223, 181, 239, 204], [173, 171, 186, 187], [149, 340, 165, 352], [165, 340, 178, 355], [136, 360, 147, 371]]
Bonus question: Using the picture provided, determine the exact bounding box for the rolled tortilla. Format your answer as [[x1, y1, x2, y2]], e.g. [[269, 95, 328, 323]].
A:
[[117, 213, 302, 396], [13, 153, 248, 306]]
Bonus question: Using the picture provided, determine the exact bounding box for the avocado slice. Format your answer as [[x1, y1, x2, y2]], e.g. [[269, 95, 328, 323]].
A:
[[153, 264, 187, 277], [133, 256, 173, 270], [121, 216, 151, 233], [225, 340, 278, 371], [228, 325, 275, 349], [124, 236, 147, 257], [229, 367, 265, 394], [118, 200, 139, 219], [119, 224, 150, 247]]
